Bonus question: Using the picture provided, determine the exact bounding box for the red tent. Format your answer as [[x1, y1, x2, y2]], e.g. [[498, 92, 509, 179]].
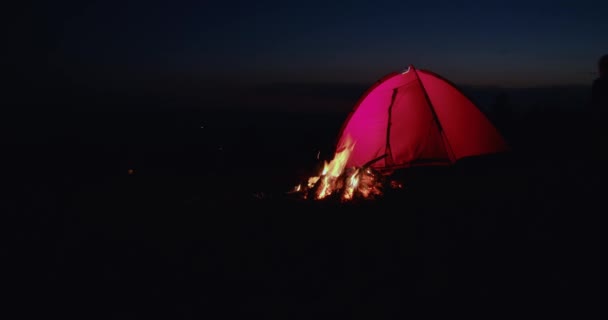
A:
[[335, 65, 509, 171]]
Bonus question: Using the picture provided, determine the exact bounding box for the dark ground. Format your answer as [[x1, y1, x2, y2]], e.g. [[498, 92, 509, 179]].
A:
[[3, 98, 607, 318]]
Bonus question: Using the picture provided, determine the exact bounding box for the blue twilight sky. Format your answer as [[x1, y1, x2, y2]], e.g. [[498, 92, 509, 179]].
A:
[[8, 0, 608, 91]]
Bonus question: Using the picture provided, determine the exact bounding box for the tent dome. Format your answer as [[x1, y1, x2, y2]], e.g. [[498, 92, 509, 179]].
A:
[[335, 65, 509, 171]]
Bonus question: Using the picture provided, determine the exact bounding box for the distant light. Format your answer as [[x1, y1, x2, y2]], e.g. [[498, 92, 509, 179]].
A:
[[200, 125, 205, 129], [128, 169, 135, 175], [316, 150, 320, 160]]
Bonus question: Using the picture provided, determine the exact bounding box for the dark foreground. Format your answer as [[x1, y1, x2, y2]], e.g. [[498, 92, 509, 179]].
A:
[[3, 105, 607, 318]]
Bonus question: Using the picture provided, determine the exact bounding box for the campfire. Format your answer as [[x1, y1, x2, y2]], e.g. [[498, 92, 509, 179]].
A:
[[289, 136, 403, 202]]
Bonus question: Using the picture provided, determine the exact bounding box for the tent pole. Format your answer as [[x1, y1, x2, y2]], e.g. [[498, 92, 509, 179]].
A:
[[385, 89, 398, 167], [412, 68, 456, 162]]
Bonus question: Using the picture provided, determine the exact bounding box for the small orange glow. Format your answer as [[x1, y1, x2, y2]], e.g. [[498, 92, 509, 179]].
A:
[[128, 169, 135, 175]]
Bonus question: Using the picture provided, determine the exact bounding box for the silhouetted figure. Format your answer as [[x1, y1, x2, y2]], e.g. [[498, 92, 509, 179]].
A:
[[591, 54, 608, 164], [592, 54, 608, 111]]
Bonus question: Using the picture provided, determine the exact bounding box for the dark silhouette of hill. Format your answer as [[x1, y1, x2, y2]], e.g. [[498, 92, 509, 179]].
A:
[[3, 82, 604, 318]]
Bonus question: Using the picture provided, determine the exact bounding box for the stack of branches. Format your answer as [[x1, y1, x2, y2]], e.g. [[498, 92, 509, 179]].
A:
[[292, 166, 386, 202]]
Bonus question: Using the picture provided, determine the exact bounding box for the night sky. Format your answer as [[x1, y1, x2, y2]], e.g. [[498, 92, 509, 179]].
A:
[[4, 3, 607, 313], [6, 0, 608, 107]]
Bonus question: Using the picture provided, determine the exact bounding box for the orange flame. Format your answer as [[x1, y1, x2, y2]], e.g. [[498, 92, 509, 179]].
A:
[[342, 168, 360, 200], [315, 135, 355, 199]]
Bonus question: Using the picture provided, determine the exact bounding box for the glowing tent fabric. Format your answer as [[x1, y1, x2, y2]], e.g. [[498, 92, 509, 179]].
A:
[[335, 65, 508, 171]]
